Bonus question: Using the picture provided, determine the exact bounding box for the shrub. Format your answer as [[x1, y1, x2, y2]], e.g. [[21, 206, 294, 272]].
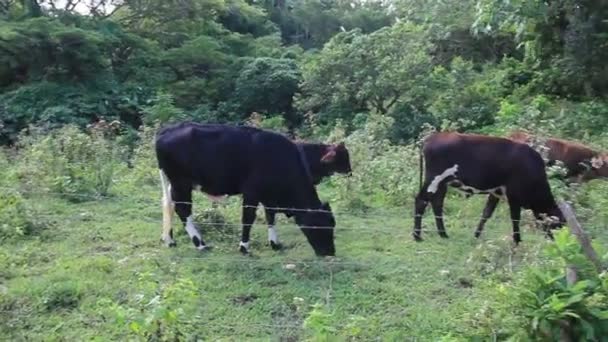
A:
[[246, 112, 289, 134], [0, 190, 47, 240], [42, 280, 82, 311], [329, 113, 418, 209], [16, 123, 126, 202], [120, 123, 160, 189], [488, 230, 608, 341], [0, 151, 48, 240]]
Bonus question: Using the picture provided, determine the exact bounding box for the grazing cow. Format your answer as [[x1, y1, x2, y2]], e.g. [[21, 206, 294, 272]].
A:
[[263, 141, 351, 249], [509, 131, 608, 183], [155, 122, 337, 256], [413, 132, 565, 244]]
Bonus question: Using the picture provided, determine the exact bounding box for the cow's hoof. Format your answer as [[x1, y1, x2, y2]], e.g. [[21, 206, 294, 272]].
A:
[[162, 239, 176, 247], [439, 232, 449, 239], [412, 233, 423, 242], [239, 241, 250, 255], [474, 231, 481, 239], [270, 241, 283, 251], [197, 244, 211, 251]]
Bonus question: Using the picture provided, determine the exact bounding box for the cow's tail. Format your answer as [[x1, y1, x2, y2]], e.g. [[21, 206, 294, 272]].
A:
[[418, 145, 424, 194], [159, 169, 174, 241]]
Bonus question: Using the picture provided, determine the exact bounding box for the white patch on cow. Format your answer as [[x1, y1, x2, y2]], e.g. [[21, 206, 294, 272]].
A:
[[268, 225, 279, 244], [428, 165, 459, 193], [185, 216, 203, 244], [159, 169, 175, 246], [239, 241, 250, 251], [591, 156, 605, 169], [451, 182, 507, 200]]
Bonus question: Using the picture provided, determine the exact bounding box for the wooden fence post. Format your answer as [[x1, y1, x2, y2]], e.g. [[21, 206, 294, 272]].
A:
[[557, 201, 604, 273], [556, 201, 605, 342]]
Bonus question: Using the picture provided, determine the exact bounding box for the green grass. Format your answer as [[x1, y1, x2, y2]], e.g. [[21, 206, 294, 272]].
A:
[[0, 187, 604, 341]]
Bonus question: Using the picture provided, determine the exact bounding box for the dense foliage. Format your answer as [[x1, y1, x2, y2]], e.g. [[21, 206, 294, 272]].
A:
[[2, 0, 608, 143]]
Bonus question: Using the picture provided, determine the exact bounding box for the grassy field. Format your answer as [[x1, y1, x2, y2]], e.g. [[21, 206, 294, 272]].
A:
[[4, 180, 599, 341]]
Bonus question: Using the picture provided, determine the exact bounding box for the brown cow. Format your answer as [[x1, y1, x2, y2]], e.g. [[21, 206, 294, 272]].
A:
[[413, 132, 565, 244], [508, 131, 608, 183]]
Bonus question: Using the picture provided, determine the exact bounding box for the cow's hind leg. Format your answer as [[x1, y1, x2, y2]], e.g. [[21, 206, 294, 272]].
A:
[[430, 183, 449, 238], [173, 185, 208, 250], [474, 195, 500, 238], [159, 169, 176, 247], [264, 208, 282, 250], [239, 196, 259, 254], [413, 180, 433, 241]]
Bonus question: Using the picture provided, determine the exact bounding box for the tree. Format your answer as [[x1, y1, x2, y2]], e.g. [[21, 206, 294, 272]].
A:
[[474, 0, 608, 98], [296, 23, 433, 123], [233, 57, 302, 126]]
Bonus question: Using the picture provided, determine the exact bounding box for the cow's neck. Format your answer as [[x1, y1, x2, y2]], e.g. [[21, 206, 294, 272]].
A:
[[301, 143, 330, 183], [296, 143, 314, 184]]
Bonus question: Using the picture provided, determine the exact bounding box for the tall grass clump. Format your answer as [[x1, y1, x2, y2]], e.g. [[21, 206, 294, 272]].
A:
[[15, 122, 126, 202]]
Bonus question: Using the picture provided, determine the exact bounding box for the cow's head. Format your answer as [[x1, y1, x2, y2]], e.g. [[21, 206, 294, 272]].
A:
[[297, 202, 336, 256], [320, 142, 352, 175], [590, 155, 608, 179], [535, 206, 566, 233]]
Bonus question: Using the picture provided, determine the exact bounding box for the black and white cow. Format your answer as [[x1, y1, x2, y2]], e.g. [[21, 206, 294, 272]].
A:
[[263, 141, 351, 249], [413, 132, 565, 244], [155, 122, 337, 256]]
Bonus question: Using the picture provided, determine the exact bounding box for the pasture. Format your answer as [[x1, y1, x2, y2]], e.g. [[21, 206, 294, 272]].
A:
[[3, 0, 608, 340], [2, 177, 607, 340]]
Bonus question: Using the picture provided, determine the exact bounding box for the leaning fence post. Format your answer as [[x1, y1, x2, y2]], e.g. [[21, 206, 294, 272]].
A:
[[557, 201, 604, 273], [556, 201, 599, 342]]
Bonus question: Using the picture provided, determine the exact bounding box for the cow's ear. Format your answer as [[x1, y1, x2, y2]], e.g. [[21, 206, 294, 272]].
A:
[[321, 147, 337, 163]]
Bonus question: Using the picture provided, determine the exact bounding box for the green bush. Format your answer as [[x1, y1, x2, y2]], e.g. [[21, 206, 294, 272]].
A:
[[246, 112, 289, 134], [42, 280, 82, 311], [16, 123, 126, 202], [98, 277, 199, 340], [120, 123, 160, 189], [0, 190, 46, 240], [329, 113, 418, 209], [489, 230, 608, 341], [0, 151, 48, 240]]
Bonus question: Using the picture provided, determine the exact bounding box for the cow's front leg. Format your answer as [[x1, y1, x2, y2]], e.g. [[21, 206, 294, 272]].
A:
[[475, 195, 500, 238], [507, 199, 522, 245], [173, 185, 208, 250], [239, 198, 258, 254], [264, 208, 282, 250]]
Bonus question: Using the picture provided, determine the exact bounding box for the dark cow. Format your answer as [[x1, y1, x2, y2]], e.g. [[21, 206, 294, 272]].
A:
[[263, 141, 351, 249], [413, 132, 565, 244], [509, 131, 608, 183], [155, 122, 336, 256]]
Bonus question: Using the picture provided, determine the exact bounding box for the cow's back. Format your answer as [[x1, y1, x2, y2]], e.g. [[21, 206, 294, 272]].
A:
[[423, 132, 547, 191], [508, 131, 600, 176], [155, 122, 314, 202]]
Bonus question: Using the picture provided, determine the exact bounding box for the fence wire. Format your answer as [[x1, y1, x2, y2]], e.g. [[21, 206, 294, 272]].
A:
[[4, 185, 597, 229]]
